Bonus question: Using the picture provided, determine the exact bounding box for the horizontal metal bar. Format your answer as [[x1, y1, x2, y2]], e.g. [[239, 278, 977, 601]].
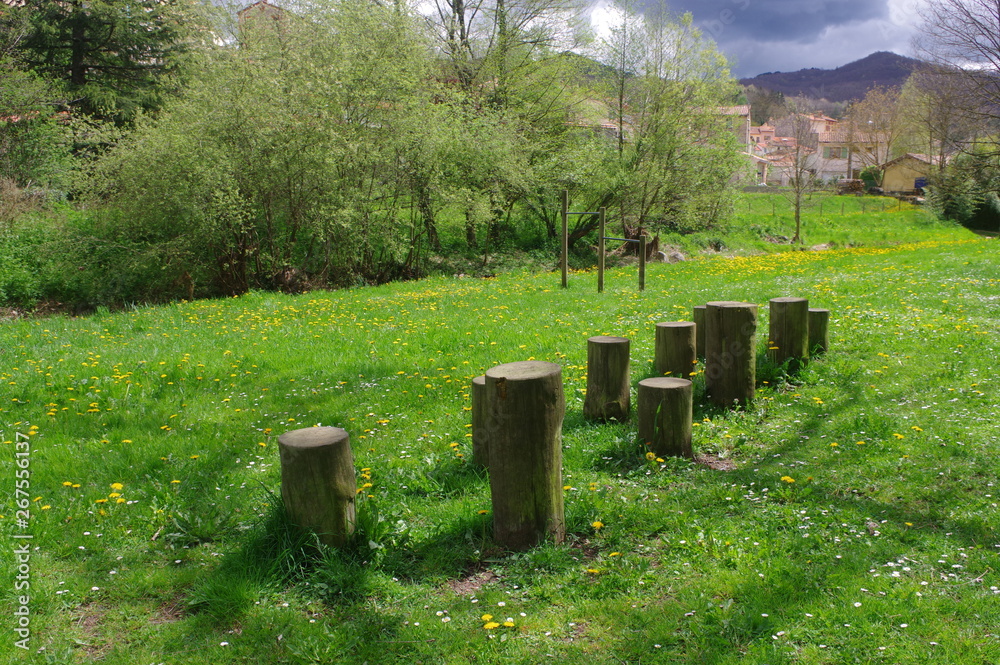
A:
[[567, 211, 600, 216], [604, 236, 640, 243]]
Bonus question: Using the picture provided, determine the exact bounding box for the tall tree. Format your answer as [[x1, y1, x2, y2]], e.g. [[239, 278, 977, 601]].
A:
[[916, 0, 1000, 143], [15, 0, 207, 123], [897, 65, 977, 171], [842, 86, 904, 181]]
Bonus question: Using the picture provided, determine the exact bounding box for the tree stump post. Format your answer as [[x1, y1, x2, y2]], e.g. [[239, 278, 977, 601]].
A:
[[705, 301, 758, 407], [471, 375, 488, 467], [808, 308, 830, 355], [768, 297, 810, 371], [654, 321, 696, 378], [278, 426, 356, 547], [486, 361, 565, 550], [583, 336, 630, 421], [693, 305, 707, 358], [637, 377, 693, 458]]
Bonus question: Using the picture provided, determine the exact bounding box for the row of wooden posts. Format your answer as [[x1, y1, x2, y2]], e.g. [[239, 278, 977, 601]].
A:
[[276, 298, 830, 552]]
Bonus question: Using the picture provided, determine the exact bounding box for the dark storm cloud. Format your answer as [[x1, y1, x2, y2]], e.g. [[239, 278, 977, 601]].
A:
[[662, 0, 888, 44], [627, 0, 919, 77]]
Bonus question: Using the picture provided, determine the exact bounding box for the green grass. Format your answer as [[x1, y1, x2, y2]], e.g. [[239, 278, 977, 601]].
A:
[[2, 219, 999, 663]]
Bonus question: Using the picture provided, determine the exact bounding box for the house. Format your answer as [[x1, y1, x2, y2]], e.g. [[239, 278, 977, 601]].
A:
[[719, 105, 752, 153], [881, 153, 943, 193], [238, 1, 286, 31], [812, 129, 878, 182]]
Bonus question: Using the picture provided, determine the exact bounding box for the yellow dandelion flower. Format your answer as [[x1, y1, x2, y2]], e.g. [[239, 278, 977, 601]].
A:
[[780, 476, 795, 483], [503, 621, 515, 627], [481, 614, 493, 621], [592, 521, 604, 530], [483, 621, 500, 630], [110, 482, 123, 491]]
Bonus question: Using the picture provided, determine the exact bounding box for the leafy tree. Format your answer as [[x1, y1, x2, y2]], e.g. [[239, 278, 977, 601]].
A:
[[14, 0, 209, 124], [595, 2, 744, 240], [842, 86, 905, 181], [84, 0, 434, 298]]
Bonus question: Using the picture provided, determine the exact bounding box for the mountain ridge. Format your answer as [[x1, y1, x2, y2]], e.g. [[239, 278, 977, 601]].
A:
[[739, 52, 923, 102]]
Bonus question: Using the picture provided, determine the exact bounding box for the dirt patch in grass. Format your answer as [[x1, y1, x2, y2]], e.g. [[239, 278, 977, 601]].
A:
[[448, 568, 499, 596], [697, 454, 737, 471]]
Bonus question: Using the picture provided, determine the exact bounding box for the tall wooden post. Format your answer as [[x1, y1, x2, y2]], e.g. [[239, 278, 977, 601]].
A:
[[597, 207, 606, 293], [705, 301, 758, 407], [808, 308, 830, 354], [654, 321, 696, 378], [637, 378, 693, 458], [583, 336, 630, 421], [639, 235, 647, 291], [768, 297, 809, 371], [693, 305, 707, 359], [471, 375, 488, 467], [278, 427, 356, 547], [561, 190, 569, 289], [486, 361, 565, 550]]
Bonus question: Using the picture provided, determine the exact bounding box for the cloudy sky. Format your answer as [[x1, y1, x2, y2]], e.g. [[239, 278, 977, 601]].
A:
[[592, 0, 927, 78]]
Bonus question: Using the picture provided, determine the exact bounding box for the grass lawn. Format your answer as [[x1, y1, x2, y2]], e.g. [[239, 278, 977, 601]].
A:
[[2, 205, 999, 663]]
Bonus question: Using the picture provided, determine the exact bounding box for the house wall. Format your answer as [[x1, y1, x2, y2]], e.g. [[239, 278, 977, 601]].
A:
[[883, 159, 932, 192]]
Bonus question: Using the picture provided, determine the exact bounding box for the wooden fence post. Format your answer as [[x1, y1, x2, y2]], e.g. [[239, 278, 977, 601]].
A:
[[471, 375, 488, 467], [808, 308, 830, 354], [693, 305, 707, 359], [598, 207, 606, 293], [637, 377, 693, 458], [278, 426, 356, 547], [639, 235, 646, 291], [768, 297, 809, 371], [705, 301, 758, 407], [654, 321, 696, 378], [583, 336, 630, 421], [486, 361, 565, 550], [561, 190, 568, 289]]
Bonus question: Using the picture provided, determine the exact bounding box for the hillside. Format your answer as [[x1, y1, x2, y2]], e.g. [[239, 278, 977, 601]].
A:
[[740, 51, 923, 101]]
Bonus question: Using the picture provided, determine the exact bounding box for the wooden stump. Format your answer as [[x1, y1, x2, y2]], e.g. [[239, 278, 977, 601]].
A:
[[693, 305, 707, 359], [471, 375, 488, 468], [768, 297, 810, 371], [486, 361, 565, 550], [278, 426, 356, 547], [637, 377, 693, 458], [705, 301, 758, 407], [583, 336, 630, 421], [809, 308, 830, 354], [654, 322, 696, 378]]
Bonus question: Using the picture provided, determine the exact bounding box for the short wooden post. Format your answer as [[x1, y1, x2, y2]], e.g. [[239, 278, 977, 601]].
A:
[[693, 305, 707, 358], [768, 297, 809, 371], [486, 361, 565, 550], [583, 336, 630, 421], [597, 207, 606, 293], [808, 308, 830, 354], [471, 375, 488, 467], [654, 321, 696, 378], [561, 190, 568, 289], [637, 377, 693, 458], [705, 301, 758, 407], [278, 426, 356, 547], [639, 235, 646, 291]]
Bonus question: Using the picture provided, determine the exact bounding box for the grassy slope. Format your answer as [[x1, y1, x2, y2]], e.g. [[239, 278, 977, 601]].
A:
[[2, 212, 999, 663]]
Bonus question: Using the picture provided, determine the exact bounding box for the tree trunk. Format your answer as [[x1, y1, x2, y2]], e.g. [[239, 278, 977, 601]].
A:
[[692, 305, 707, 359], [278, 427, 356, 547], [768, 297, 809, 371], [583, 336, 630, 422], [471, 375, 488, 468], [637, 377, 693, 458], [486, 361, 565, 550], [654, 322, 696, 378], [705, 301, 758, 407], [808, 308, 830, 355]]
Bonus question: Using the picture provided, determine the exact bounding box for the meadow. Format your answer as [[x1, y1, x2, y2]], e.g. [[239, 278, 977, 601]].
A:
[[1, 203, 999, 664]]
